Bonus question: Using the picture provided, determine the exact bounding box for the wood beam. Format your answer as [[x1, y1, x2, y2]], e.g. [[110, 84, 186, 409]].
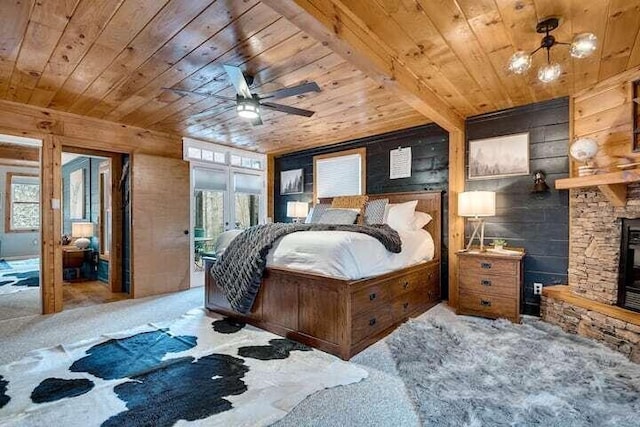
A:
[[261, 0, 464, 132], [448, 130, 465, 309], [0, 143, 38, 161]]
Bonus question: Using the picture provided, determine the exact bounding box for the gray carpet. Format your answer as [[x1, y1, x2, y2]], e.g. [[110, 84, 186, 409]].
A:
[[0, 290, 40, 322], [387, 305, 640, 427]]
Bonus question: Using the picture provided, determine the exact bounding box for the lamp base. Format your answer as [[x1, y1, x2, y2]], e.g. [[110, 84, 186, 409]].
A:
[[74, 237, 91, 249], [465, 218, 487, 252]]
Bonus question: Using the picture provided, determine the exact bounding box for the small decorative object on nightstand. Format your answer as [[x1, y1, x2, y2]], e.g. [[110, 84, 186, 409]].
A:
[[456, 248, 525, 323]]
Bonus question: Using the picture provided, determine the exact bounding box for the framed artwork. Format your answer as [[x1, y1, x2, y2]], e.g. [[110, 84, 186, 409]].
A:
[[69, 169, 84, 219], [468, 132, 530, 180], [280, 168, 304, 195]]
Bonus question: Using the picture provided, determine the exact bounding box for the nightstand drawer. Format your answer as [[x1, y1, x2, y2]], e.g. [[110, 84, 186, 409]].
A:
[[459, 255, 517, 276], [459, 272, 517, 297], [458, 291, 518, 321]]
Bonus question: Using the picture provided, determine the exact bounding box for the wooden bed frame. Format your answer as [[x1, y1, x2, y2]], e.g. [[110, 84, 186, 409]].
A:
[[205, 191, 442, 360]]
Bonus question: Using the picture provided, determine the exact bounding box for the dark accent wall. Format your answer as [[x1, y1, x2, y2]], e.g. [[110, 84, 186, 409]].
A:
[[274, 124, 450, 296], [62, 156, 105, 236], [465, 97, 570, 316]]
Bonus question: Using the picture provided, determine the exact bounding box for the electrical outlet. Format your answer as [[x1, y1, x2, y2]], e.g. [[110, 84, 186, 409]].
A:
[[533, 282, 543, 295]]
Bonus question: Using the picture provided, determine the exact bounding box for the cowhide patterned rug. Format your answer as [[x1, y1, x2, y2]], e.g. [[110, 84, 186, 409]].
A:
[[0, 258, 39, 295], [0, 308, 367, 426]]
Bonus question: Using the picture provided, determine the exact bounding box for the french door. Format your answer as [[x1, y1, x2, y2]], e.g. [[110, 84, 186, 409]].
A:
[[190, 165, 264, 286]]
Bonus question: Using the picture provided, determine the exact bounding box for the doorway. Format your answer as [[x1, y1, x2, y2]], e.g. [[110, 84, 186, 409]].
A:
[[0, 135, 42, 321], [60, 149, 128, 310]]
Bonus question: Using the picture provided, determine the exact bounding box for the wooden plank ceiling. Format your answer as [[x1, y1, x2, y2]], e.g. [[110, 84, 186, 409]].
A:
[[1, 0, 639, 154]]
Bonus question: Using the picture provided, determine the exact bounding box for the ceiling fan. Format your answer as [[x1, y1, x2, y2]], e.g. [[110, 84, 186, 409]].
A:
[[164, 64, 321, 125]]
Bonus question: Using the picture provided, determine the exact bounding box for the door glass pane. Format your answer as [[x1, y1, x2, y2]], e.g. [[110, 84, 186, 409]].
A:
[[194, 190, 225, 258], [234, 193, 259, 229]]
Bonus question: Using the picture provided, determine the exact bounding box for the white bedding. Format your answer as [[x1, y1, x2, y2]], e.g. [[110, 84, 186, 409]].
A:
[[266, 228, 435, 280]]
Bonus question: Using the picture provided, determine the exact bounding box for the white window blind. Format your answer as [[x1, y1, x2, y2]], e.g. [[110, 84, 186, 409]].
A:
[[193, 168, 226, 191], [315, 153, 363, 198], [234, 173, 262, 194]]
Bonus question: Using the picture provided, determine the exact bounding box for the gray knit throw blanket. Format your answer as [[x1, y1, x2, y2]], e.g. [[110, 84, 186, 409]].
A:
[[210, 223, 402, 314]]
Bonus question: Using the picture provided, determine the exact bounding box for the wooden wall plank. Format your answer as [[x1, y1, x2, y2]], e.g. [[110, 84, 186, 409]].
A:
[[598, 0, 640, 81], [0, 0, 35, 97], [28, 0, 125, 107]]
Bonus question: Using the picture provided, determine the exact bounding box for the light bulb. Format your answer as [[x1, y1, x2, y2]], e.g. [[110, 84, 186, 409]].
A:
[[571, 33, 597, 59], [508, 51, 532, 74], [538, 63, 562, 83]]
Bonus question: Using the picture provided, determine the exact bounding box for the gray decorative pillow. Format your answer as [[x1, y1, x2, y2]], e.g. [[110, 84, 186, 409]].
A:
[[318, 208, 359, 225], [364, 198, 389, 224], [310, 203, 331, 223]]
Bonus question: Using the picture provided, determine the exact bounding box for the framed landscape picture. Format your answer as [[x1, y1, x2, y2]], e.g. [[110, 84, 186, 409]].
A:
[[280, 169, 304, 195], [468, 132, 530, 180]]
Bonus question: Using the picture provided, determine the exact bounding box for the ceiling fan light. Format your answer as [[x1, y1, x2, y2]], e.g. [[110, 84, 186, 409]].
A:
[[570, 33, 597, 58], [236, 99, 260, 119], [538, 63, 562, 83], [508, 51, 532, 74]]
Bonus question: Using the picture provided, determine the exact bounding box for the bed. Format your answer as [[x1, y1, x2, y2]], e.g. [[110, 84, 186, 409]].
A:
[[205, 191, 442, 360]]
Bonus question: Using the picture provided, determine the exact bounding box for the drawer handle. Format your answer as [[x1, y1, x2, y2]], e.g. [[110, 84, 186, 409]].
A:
[[403, 302, 409, 309], [369, 318, 377, 326], [481, 279, 492, 287], [480, 299, 492, 307], [481, 262, 492, 269], [369, 293, 376, 301], [403, 281, 409, 289]]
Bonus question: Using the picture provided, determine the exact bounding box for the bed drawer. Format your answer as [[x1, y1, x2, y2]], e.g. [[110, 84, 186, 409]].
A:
[[459, 272, 517, 298], [392, 289, 428, 322], [459, 256, 517, 277], [391, 271, 425, 298], [351, 284, 390, 316], [351, 308, 393, 344], [458, 291, 518, 322]]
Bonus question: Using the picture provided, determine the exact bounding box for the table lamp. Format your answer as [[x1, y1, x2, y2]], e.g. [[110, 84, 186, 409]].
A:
[[72, 222, 94, 249], [286, 201, 309, 223], [458, 191, 496, 251]]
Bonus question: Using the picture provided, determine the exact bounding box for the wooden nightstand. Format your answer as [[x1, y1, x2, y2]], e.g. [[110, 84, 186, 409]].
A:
[[456, 249, 525, 323]]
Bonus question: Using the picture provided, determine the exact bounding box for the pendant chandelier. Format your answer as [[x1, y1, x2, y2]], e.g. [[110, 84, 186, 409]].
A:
[[508, 17, 597, 83]]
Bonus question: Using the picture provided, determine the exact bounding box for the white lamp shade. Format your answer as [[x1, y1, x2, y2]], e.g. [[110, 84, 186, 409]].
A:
[[286, 201, 309, 218], [72, 222, 94, 238], [458, 191, 496, 217]]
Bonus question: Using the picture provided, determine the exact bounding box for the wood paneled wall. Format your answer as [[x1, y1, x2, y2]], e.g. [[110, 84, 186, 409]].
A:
[[572, 67, 640, 175], [466, 98, 570, 315], [0, 99, 183, 313]]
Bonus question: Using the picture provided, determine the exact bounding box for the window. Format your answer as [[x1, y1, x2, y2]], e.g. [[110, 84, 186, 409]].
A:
[[6, 173, 39, 232], [313, 148, 366, 200], [233, 172, 262, 229]]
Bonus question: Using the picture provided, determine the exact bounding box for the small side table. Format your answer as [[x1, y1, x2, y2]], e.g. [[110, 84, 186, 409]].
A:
[[62, 246, 91, 282], [456, 249, 525, 323]]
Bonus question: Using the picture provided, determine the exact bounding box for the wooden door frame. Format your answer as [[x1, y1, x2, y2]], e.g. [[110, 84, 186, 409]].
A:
[[61, 146, 124, 294]]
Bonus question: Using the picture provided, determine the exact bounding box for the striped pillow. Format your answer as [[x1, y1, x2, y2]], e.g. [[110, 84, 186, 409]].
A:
[[364, 199, 388, 225]]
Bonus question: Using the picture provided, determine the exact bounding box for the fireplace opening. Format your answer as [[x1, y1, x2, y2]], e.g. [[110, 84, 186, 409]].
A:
[[619, 219, 640, 312]]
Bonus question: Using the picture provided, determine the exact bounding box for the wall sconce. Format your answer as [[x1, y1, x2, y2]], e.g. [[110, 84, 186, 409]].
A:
[[532, 171, 550, 193]]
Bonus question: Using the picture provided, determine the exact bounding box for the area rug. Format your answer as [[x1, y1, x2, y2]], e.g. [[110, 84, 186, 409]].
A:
[[0, 258, 39, 295], [387, 305, 640, 426], [0, 308, 367, 426]]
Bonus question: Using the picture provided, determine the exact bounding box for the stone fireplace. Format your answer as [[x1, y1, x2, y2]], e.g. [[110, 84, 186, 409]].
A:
[[541, 186, 640, 363]]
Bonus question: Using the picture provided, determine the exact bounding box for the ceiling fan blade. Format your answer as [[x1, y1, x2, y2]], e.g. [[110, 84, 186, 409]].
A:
[[222, 64, 253, 99], [162, 87, 235, 102], [260, 102, 315, 117], [259, 82, 321, 100], [250, 116, 263, 126]]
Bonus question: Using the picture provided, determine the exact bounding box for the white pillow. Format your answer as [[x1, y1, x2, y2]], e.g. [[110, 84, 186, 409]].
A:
[[384, 200, 418, 231], [413, 211, 433, 229]]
